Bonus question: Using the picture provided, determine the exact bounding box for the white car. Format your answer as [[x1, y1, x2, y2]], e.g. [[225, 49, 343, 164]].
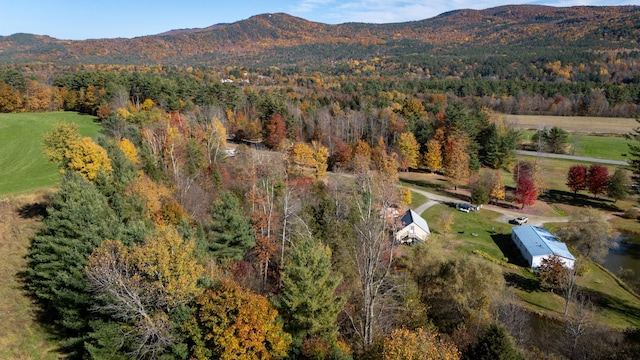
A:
[[514, 216, 528, 225]]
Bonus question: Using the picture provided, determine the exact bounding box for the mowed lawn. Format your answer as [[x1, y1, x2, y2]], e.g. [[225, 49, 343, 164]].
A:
[[0, 112, 101, 196]]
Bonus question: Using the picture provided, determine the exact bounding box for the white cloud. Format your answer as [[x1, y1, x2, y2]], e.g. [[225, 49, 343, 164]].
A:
[[289, 0, 640, 24]]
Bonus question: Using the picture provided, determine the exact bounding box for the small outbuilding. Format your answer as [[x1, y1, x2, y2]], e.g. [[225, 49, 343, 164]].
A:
[[511, 225, 575, 269], [395, 209, 430, 244]]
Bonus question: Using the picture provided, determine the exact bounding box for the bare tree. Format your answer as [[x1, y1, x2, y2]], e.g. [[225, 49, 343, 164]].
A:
[[565, 294, 595, 358], [347, 170, 400, 349], [85, 240, 177, 359], [493, 293, 531, 346], [561, 207, 617, 263]]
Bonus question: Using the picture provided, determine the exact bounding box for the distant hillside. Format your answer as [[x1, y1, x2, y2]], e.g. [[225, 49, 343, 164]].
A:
[[0, 5, 639, 66]]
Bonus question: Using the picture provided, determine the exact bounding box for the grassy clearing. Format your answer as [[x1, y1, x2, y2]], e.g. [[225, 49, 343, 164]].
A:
[[0, 193, 60, 359], [520, 130, 632, 161], [409, 190, 427, 208], [504, 114, 637, 135], [419, 203, 640, 329], [0, 112, 101, 197]]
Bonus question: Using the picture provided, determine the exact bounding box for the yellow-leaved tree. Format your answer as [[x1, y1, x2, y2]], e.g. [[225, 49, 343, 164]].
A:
[[490, 170, 506, 204], [380, 327, 460, 360], [424, 138, 443, 173], [312, 141, 329, 179], [352, 139, 372, 172], [43, 122, 81, 165], [85, 226, 203, 358], [65, 137, 113, 181], [288, 142, 315, 178], [395, 132, 420, 171], [119, 137, 138, 164]]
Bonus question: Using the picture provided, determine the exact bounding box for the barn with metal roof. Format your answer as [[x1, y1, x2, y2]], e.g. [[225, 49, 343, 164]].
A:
[[511, 225, 575, 269]]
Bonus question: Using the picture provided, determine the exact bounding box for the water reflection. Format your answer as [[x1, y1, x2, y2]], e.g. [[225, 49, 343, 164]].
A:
[[604, 233, 640, 275]]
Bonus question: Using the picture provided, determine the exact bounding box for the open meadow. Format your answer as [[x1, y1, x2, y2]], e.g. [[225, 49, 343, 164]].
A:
[[0, 112, 101, 197], [503, 114, 638, 135]]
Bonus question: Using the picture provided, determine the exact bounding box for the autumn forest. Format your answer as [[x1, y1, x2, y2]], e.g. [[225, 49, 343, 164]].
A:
[[3, 4, 640, 360]]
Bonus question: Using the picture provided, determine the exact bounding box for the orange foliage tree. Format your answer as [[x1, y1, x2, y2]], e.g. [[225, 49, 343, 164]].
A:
[[442, 132, 470, 190], [185, 279, 291, 360]]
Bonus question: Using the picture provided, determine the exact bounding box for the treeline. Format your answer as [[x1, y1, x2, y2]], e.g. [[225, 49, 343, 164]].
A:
[[2, 55, 640, 119]]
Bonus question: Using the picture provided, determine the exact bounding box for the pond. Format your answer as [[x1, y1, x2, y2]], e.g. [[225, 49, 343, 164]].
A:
[[603, 233, 640, 275]]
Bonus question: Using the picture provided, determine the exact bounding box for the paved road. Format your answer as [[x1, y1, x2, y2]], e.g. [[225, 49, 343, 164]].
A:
[[516, 150, 628, 166], [410, 187, 569, 227]]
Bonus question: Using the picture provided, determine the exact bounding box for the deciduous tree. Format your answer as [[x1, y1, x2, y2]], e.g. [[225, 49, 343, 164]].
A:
[[489, 171, 506, 204], [587, 164, 610, 199], [43, 122, 81, 165], [442, 132, 470, 190], [562, 207, 617, 263], [395, 132, 420, 171], [566, 165, 587, 194], [65, 137, 113, 181], [514, 174, 537, 209], [186, 279, 291, 360], [380, 327, 461, 360], [85, 227, 203, 358], [424, 138, 443, 173], [264, 114, 287, 150]]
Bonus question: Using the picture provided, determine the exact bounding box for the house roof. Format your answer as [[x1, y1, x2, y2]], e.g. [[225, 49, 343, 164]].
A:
[[400, 209, 430, 234], [512, 225, 575, 261]]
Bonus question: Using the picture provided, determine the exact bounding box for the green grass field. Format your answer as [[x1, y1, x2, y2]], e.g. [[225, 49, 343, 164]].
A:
[[0, 112, 102, 196], [418, 203, 640, 329], [521, 130, 632, 161]]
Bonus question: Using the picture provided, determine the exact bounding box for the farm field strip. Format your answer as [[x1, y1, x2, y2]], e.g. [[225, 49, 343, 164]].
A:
[[503, 114, 637, 135], [0, 112, 101, 196]]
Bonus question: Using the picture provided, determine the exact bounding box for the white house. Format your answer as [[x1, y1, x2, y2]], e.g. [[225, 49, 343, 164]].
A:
[[511, 225, 575, 269], [395, 209, 430, 244]]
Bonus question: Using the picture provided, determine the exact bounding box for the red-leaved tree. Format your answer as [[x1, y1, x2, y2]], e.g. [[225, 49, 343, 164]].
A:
[[587, 164, 610, 199], [566, 165, 587, 194], [264, 114, 286, 149], [514, 175, 537, 209]]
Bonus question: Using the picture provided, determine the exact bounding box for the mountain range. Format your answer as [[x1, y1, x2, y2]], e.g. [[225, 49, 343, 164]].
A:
[[1, 5, 639, 66]]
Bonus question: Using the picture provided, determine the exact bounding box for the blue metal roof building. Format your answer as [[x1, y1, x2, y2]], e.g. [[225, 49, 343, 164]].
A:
[[511, 225, 575, 269]]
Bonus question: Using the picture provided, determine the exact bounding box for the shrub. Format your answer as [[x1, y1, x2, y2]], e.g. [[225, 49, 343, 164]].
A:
[[623, 207, 640, 220]]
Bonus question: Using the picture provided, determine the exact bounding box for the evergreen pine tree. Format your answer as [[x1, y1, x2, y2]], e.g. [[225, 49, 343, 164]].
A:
[[203, 191, 255, 260], [26, 172, 121, 354], [276, 234, 345, 353], [467, 324, 525, 360], [608, 168, 630, 202]]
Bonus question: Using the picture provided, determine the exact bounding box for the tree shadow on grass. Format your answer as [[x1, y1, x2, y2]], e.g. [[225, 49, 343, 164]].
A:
[[579, 287, 640, 325], [504, 272, 542, 293], [17, 202, 48, 219], [401, 178, 446, 192], [540, 189, 621, 212]]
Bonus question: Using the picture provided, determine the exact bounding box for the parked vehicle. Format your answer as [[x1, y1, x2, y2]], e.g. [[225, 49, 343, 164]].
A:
[[512, 216, 528, 225], [456, 203, 476, 213]]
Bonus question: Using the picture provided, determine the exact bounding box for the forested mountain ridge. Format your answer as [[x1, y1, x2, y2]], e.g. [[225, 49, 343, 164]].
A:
[[1, 5, 639, 66]]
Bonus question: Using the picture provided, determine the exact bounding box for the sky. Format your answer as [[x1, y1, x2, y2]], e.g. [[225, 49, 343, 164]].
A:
[[1, 0, 639, 40]]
